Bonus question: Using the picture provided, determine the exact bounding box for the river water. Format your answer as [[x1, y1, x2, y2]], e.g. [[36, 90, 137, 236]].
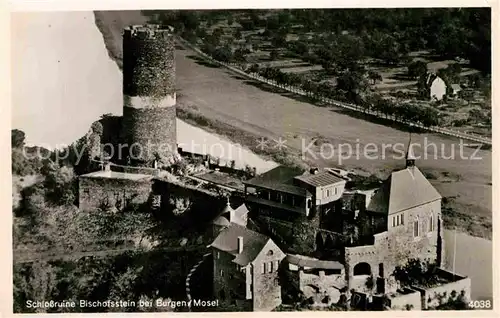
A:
[[11, 11, 491, 302]]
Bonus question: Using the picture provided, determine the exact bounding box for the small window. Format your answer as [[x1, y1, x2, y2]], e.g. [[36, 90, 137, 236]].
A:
[[274, 260, 279, 270], [220, 269, 224, 277], [307, 200, 312, 208], [268, 262, 273, 273], [267, 250, 274, 256], [326, 189, 330, 197], [261, 263, 265, 274], [335, 187, 337, 195], [216, 251, 220, 259], [401, 213, 404, 225], [429, 215, 434, 232], [83, 188, 90, 195], [392, 216, 395, 227]]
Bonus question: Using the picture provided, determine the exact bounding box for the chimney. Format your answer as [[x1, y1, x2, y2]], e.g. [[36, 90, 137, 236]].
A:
[[237, 236, 244, 254], [310, 167, 319, 175]]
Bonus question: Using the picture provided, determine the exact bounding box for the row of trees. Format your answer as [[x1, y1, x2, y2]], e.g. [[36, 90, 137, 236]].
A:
[[242, 64, 439, 127]]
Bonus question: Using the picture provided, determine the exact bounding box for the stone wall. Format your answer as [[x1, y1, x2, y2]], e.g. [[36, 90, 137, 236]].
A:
[[386, 289, 422, 310], [79, 176, 153, 212], [298, 269, 346, 304], [122, 105, 177, 164], [251, 240, 286, 311], [212, 249, 250, 309], [412, 269, 471, 310], [123, 25, 175, 98], [152, 179, 224, 224], [344, 200, 443, 295]]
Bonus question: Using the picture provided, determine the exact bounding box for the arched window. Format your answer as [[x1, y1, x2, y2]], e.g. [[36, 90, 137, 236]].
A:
[[353, 262, 371, 276], [413, 217, 419, 237], [429, 214, 434, 232]]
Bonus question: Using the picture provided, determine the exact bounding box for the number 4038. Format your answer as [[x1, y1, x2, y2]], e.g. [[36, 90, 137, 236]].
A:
[[468, 300, 491, 309]]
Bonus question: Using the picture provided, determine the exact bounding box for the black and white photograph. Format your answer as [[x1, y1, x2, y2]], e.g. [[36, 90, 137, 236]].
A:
[[9, 6, 494, 313]]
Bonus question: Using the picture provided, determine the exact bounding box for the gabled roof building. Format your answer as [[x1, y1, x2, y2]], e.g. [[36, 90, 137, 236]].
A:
[[210, 223, 286, 311]]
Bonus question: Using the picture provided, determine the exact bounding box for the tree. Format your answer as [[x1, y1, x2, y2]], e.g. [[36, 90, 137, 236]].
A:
[[289, 215, 315, 255], [43, 165, 77, 206], [233, 48, 247, 63], [12, 129, 26, 149], [178, 11, 200, 31], [14, 262, 58, 313], [211, 28, 224, 43], [445, 63, 462, 83], [212, 46, 233, 62], [378, 34, 408, 65], [419, 106, 440, 127], [393, 258, 440, 288], [108, 266, 143, 304], [368, 71, 383, 85], [271, 33, 287, 48], [278, 10, 292, 26], [408, 61, 428, 79], [169, 197, 192, 216], [332, 35, 366, 71], [234, 28, 242, 40], [266, 15, 280, 30], [270, 49, 279, 61], [336, 70, 368, 101], [247, 63, 260, 74]]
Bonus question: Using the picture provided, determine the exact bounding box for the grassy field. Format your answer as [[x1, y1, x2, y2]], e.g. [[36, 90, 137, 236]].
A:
[[93, 11, 491, 239]]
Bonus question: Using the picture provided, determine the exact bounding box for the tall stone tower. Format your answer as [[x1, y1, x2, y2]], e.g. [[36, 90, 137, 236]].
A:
[[122, 24, 177, 166]]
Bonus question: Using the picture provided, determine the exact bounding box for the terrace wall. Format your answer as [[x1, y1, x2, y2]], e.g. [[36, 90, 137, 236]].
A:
[[412, 269, 471, 310], [386, 289, 422, 310], [79, 176, 153, 212], [152, 178, 226, 224]]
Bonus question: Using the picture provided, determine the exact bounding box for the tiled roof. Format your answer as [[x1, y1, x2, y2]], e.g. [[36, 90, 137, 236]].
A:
[[367, 166, 441, 215], [286, 254, 343, 270], [244, 165, 310, 196], [210, 223, 270, 266], [294, 170, 345, 187]]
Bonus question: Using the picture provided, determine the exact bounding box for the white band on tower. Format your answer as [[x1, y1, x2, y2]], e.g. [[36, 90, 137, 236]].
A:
[[124, 93, 176, 109]]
